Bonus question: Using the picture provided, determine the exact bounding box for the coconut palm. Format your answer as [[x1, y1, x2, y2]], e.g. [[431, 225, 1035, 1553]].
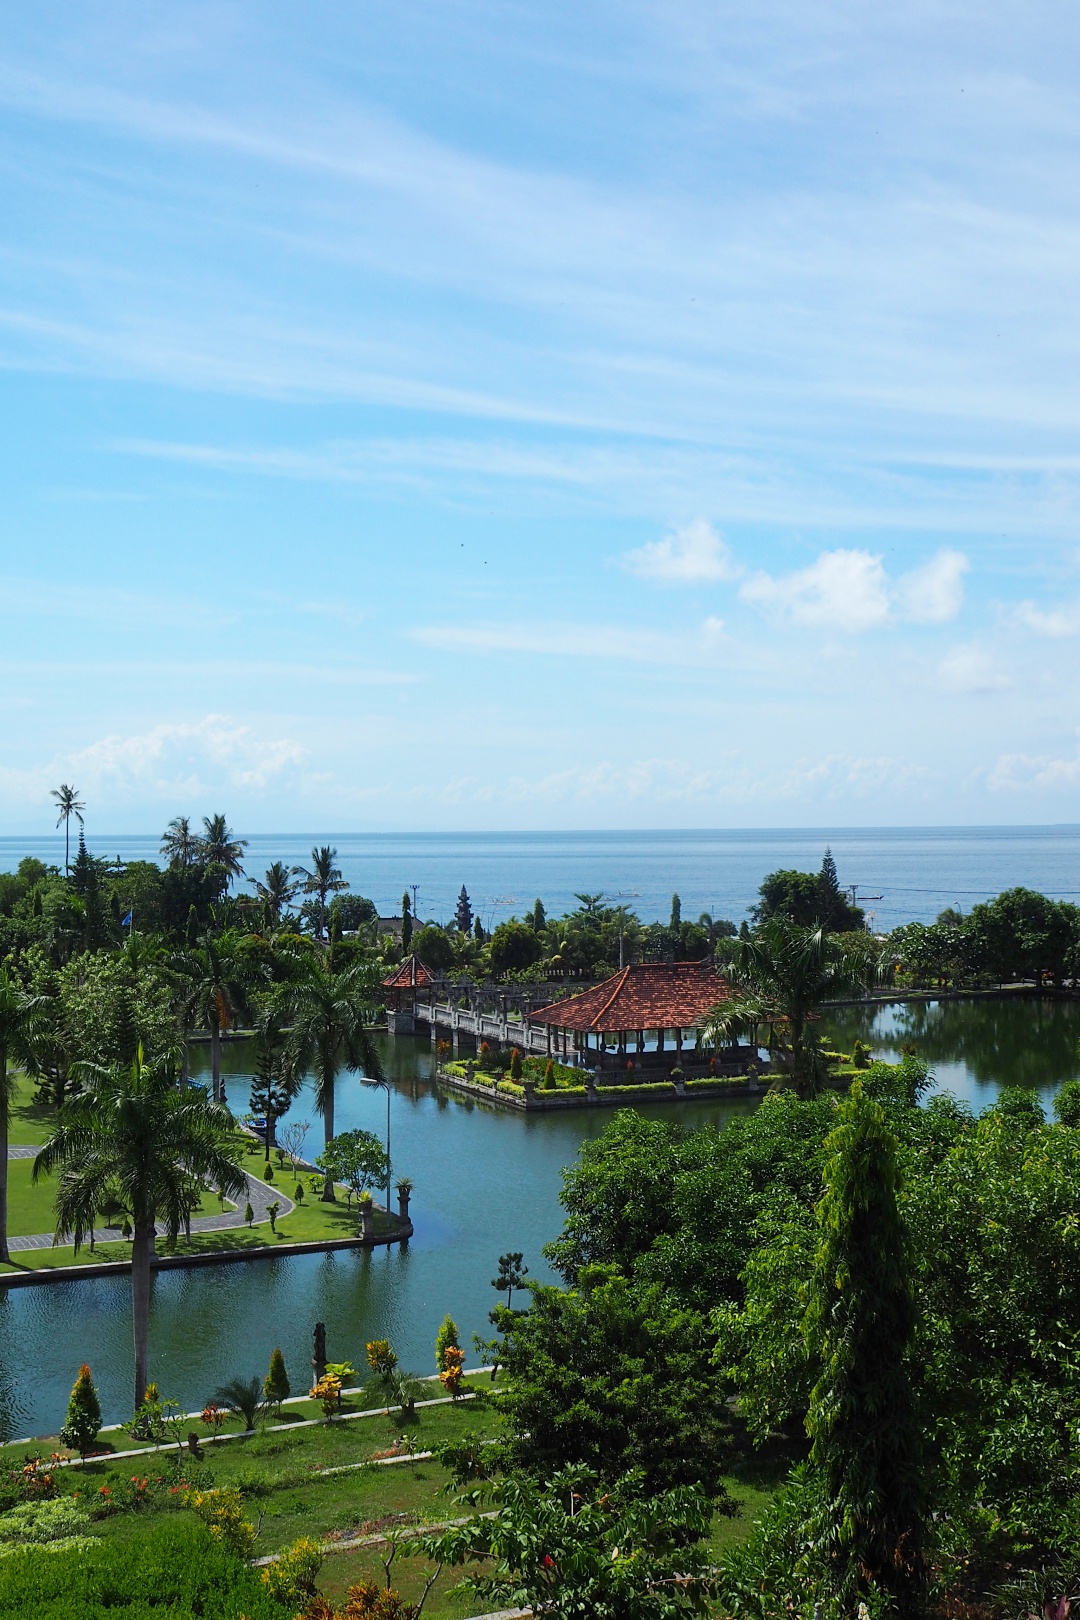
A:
[[199, 814, 247, 895], [171, 932, 255, 1102], [286, 957, 384, 1200], [699, 917, 882, 1098], [51, 784, 85, 876], [0, 970, 46, 1262], [34, 1051, 246, 1409], [254, 862, 299, 929], [160, 815, 198, 869], [294, 846, 348, 940]]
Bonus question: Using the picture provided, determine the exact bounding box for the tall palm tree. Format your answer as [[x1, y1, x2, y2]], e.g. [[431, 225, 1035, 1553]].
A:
[[286, 957, 384, 1200], [699, 917, 882, 1099], [254, 862, 299, 929], [199, 814, 247, 896], [160, 815, 198, 869], [34, 1052, 246, 1409], [51, 784, 85, 876], [171, 933, 255, 1102], [294, 846, 348, 940], [0, 970, 46, 1262]]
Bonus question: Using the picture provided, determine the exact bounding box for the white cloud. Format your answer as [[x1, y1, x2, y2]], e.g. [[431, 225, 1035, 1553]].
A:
[[0, 715, 308, 809], [1016, 599, 1080, 638], [619, 519, 739, 584], [988, 735, 1080, 791], [739, 546, 969, 633], [740, 548, 891, 631], [896, 549, 968, 623], [937, 644, 1008, 694]]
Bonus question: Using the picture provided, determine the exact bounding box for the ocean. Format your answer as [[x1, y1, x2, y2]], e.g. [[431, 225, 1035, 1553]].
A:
[[3, 825, 1080, 931]]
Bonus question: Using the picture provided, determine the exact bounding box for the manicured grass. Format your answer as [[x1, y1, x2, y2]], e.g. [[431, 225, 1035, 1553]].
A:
[[2, 1160, 235, 1240], [5, 1072, 53, 1146]]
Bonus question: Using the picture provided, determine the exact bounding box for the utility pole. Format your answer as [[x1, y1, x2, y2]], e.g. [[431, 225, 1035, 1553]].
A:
[[410, 884, 419, 924]]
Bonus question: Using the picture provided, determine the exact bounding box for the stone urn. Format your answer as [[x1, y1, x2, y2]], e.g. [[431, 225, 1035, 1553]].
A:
[[358, 1197, 374, 1241], [396, 1181, 412, 1221]]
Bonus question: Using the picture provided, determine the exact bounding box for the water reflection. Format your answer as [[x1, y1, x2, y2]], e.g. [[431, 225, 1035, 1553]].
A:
[[824, 995, 1080, 1109]]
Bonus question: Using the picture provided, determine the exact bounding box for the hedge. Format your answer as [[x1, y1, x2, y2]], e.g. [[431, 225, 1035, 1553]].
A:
[[0, 1520, 291, 1619]]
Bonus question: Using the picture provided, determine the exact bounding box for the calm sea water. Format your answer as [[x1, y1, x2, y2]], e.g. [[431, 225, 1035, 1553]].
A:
[[3, 825, 1080, 930]]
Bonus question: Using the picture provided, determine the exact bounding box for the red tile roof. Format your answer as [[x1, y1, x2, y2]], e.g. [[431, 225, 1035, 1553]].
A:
[[528, 962, 729, 1034], [382, 954, 434, 991]]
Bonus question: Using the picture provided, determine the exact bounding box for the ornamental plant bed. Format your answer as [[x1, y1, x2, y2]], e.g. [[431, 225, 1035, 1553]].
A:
[[595, 1082, 678, 1098]]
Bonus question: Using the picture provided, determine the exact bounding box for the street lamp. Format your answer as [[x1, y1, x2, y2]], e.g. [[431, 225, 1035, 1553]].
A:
[[361, 1074, 392, 1217]]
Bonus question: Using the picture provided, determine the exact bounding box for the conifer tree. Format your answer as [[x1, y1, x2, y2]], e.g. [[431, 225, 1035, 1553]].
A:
[[669, 892, 681, 929], [264, 1346, 291, 1412], [59, 1363, 102, 1456], [401, 892, 413, 951], [804, 1082, 923, 1616], [531, 898, 546, 932]]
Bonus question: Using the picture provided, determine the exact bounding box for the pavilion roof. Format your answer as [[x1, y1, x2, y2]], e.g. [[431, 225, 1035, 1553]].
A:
[[528, 962, 728, 1034], [382, 954, 434, 990]]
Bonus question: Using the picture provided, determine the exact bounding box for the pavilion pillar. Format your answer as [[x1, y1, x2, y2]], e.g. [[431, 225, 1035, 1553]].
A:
[[676, 1027, 684, 1055], [657, 1026, 664, 1051], [636, 1029, 644, 1054]]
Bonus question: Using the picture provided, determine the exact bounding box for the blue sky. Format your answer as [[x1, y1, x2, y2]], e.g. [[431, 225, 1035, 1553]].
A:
[[2, 1, 1080, 833]]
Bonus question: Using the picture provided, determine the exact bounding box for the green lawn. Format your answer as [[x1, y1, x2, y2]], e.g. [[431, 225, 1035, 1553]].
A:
[[5, 1387, 783, 1620], [5, 1071, 54, 1146]]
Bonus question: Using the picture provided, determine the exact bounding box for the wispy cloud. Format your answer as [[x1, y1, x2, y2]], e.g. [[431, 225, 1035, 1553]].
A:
[[937, 644, 1008, 695], [1016, 598, 1080, 638], [410, 617, 726, 666]]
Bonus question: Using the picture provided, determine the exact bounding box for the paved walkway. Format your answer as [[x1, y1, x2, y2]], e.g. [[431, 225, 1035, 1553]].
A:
[[6, 1160, 295, 1253]]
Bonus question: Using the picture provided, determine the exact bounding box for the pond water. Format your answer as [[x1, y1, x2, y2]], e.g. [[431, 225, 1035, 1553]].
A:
[[2, 999, 1075, 1440]]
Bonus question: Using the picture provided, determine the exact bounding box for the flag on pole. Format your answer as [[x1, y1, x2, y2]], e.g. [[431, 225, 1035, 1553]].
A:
[[121, 911, 133, 928]]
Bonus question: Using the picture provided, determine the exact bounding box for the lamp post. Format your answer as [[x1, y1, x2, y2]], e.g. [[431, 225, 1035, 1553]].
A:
[[361, 1074, 392, 1217]]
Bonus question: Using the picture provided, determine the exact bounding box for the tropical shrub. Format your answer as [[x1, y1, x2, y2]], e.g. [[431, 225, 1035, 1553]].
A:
[[439, 1346, 465, 1398], [184, 1487, 256, 1559], [299, 1583, 420, 1619], [262, 1535, 323, 1605], [310, 1374, 343, 1417], [215, 1376, 264, 1432], [0, 1496, 94, 1554], [366, 1340, 398, 1382], [58, 1365, 102, 1457], [434, 1314, 460, 1372], [508, 1047, 522, 1080]]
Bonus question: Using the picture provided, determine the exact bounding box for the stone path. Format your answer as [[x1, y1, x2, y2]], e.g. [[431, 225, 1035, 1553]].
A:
[[6, 1159, 295, 1253]]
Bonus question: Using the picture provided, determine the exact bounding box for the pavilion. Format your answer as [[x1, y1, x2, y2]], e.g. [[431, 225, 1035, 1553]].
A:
[[527, 961, 746, 1076], [383, 954, 434, 1035]]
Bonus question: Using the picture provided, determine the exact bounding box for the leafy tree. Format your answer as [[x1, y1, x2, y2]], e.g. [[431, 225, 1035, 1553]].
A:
[[0, 966, 46, 1261], [414, 1465, 718, 1620], [410, 924, 455, 969], [316, 1128, 388, 1208], [59, 1362, 102, 1456], [490, 920, 543, 976], [497, 1265, 733, 1498], [286, 958, 384, 1199], [57, 949, 176, 1070], [804, 1083, 923, 1615], [754, 852, 863, 931], [51, 783, 85, 875], [295, 846, 348, 940], [701, 917, 880, 1097], [34, 1051, 246, 1408], [454, 885, 473, 933], [1054, 1077, 1080, 1127], [329, 893, 378, 933]]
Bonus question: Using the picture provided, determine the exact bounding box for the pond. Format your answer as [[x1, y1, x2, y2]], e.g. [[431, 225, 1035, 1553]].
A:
[[2, 998, 1075, 1440]]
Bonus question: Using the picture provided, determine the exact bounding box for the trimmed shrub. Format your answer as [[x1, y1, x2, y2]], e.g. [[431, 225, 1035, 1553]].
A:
[[262, 1536, 322, 1605], [58, 1365, 101, 1457], [263, 1348, 290, 1412], [508, 1047, 522, 1080]]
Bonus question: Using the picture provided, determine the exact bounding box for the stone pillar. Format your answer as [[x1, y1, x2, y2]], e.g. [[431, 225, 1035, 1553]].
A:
[[523, 1079, 536, 1107], [359, 1200, 374, 1241], [672, 1070, 686, 1097], [312, 1321, 327, 1384], [397, 1184, 411, 1221]]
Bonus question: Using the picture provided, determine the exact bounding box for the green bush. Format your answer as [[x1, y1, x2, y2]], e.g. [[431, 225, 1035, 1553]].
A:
[[0, 1519, 292, 1617], [58, 1365, 101, 1457], [0, 1497, 94, 1553]]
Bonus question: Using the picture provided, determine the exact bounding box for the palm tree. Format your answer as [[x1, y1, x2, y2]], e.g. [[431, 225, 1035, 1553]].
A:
[[51, 784, 85, 876], [199, 814, 247, 896], [254, 862, 299, 929], [699, 917, 882, 1098], [294, 846, 348, 940], [286, 957, 384, 1200], [0, 970, 46, 1262], [34, 1052, 246, 1409], [171, 933, 255, 1102], [160, 815, 198, 869]]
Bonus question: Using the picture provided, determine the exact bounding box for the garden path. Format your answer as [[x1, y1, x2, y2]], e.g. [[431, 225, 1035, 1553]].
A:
[[4, 1161, 294, 1252]]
